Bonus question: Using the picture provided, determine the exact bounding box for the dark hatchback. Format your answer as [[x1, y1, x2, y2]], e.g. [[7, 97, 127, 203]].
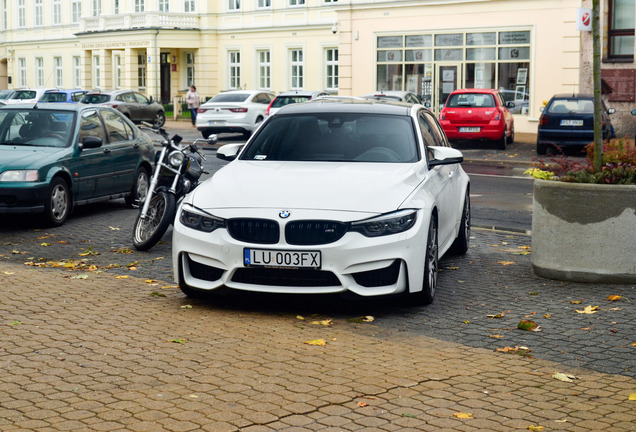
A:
[[0, 104, 155, 226], [537, 94, 615, 155]]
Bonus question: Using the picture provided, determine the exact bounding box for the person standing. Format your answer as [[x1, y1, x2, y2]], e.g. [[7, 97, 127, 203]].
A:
[[186, 85, 201, 127]]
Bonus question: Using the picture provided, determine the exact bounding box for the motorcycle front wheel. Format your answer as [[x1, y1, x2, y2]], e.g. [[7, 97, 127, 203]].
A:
[[132, 190, 176, 251]]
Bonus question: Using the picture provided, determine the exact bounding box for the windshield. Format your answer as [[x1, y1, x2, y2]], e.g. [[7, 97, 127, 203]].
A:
[[81, 94, 110, 104], [240, 113, 419, 163], [0, 109, 76, 147], [271, 96, 311, 108], [548, 98, 594, 114], [11, 90, 37, 100], [208, 93, 250, 103], [447, 93, 495, 108], [40, 93, 67, 103]]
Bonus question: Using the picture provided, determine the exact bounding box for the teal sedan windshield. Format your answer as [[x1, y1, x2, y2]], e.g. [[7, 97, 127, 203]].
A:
[[0, 109, 75, 148]]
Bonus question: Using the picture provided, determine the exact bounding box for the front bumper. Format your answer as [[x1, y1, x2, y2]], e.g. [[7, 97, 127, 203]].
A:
[[0, 183, 48, 213], [172, 209, 430, 297]]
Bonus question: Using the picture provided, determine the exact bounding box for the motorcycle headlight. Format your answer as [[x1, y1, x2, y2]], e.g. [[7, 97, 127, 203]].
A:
[[168, 151, 185, 168], [179, 207, 225, 233], [351, 209, 417, 237], [0, 170, 39, 182]]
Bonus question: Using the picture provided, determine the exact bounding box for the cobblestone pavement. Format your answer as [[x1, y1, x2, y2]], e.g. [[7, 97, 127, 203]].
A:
[[1, 122, 635, 430]]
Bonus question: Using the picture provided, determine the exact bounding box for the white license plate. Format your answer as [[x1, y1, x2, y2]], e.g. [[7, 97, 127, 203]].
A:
[[459, 127, 480, 133], [244, 248, 321, 269], [560, 119, 583, 126], [209, 120, 226, 126]]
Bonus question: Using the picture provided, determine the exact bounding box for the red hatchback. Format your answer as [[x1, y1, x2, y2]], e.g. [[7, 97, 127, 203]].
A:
[[439, 88, 514, 149]]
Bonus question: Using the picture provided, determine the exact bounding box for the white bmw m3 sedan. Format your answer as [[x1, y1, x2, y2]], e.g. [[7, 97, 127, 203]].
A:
[[172, 98, 470, 305]]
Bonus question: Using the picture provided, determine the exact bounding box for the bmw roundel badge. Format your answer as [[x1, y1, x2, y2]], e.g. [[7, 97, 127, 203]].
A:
[[279, 210, 291, 219]]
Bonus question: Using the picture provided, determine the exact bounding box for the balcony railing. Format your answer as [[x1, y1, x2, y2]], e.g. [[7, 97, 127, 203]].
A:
[[80, 13, 199, 33]]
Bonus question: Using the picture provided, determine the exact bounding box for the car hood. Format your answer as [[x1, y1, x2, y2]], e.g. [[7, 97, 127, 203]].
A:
[[0, 146, 69, 170], [189, 160, 424, 215]]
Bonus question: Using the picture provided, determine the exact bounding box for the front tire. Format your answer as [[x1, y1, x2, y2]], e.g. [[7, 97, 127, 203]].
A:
[[414, 217, 439, 305], [44, 177, 71, 227], [155, 111, 166, 127], [450, 191, 470, 255], [125, 167, 149, 208], [132, 190, 175, 251]]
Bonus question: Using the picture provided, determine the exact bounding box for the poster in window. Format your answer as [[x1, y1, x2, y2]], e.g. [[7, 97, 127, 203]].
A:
[[515, 86, 526, 101], [516, 68, 528, 85]]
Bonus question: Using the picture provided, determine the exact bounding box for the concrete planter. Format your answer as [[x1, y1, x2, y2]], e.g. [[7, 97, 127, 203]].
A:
[[531, 179, 636, 283]]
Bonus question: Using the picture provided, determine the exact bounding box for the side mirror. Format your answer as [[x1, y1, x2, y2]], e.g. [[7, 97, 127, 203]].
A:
[[631, 109, 636, 116], [607, 108, 616, 115], [424, 101, 431, 108], [427, 146, 464, 168], [507, 101, 516, 108], [148, 96, 154, 104], [80, 136, 103, 149], [216, 143, 244, 161], [207, 134, 219, 146]]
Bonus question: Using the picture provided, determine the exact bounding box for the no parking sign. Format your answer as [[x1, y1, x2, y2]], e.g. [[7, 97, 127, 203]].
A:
[[577, 8, 592, 31]]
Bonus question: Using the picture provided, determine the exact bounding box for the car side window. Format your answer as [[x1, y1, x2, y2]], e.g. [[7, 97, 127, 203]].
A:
[[122, 93, 136, 103], [102, 110, 134, 143], [134, 93, 149, 104], [79, 110, 105, 144], [72, 92, 86, 102]]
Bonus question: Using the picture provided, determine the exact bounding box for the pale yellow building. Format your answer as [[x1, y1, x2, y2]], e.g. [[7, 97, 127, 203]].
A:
[[0, 1, 633, 135]]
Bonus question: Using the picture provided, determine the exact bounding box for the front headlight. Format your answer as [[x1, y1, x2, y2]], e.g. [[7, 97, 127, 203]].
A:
[[168, 151, 185, 168], [0, 170, 39, 182], [351, 209, 417, 237], [179, 207, 225, 233]]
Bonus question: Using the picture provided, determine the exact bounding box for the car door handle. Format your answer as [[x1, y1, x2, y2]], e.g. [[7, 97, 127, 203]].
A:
[[448, 170, 455, 179], [103, 148, 111, 154]]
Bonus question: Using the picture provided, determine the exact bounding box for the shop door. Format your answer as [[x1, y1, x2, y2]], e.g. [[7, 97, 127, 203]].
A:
[[435, 64, 462, 113]]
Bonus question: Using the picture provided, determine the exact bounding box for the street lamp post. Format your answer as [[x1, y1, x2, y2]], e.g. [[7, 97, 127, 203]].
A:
[[592, 0, 602, 171]]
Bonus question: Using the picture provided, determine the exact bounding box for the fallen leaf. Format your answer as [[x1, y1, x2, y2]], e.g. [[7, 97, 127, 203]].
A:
[[150, 292, 166, 297], [527, 426, 544, 431], [115, 275, 129, 279], [570, 300, 582, 304], [453, 412, 474, 419], [497, 261, 515, 266], [79, 246, 99, 256], [296, 315, 305, 320], [8, 321, 22, 326], [518, 320, 540, 331], [310, 319, 333, 326], [2, 271, 15, 275], [544, 314, 552, 318], [553, 372, 577, 382], [357, 402, 369, 407], [607, 295, 622, 302], [464, 320, 470, 324], [170, 338, 186, 344], [348, 316, 375, 323], [629, 393, 636, 401], [305, 339, 326, 346], [188, 394, 198, 398], [70, 274, 88, 279], [555, 419, 568, 423], [486, 311, 505, 319], [445, 266, 459, 270], [113, 247, 134, 254], [631, 342, 636, 347], [109, 226, 120, 231], [40, 243, 51, 247], [489, 334, 504, 339], [580, 327, 592, 331], [145, 279, 157, 283], [180, 305, 193, 309], [576, 305, 599, 314]]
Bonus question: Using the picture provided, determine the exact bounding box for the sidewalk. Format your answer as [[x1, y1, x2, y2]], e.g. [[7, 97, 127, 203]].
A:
[[1, 245, 635, 431]]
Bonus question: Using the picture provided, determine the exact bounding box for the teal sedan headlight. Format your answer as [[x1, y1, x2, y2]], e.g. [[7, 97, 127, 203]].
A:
[[0, 170, 39, 182], [351, 209, 417, 237]]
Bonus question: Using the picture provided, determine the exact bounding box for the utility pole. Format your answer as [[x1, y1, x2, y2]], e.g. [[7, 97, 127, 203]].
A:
[[592, 0, 602, 171]]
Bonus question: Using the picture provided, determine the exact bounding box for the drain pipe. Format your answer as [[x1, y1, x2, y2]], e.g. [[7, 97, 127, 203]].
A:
[[154, 27, 160, 102]]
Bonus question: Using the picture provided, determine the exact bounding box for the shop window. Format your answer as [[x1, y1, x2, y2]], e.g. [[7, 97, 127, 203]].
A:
[[465, 63, 495, 90], [498, 63, 530, 115], [609, 0, 635, 59]]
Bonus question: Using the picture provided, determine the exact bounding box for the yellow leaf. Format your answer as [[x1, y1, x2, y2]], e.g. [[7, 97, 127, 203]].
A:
[[497, 261, 515, 266], [310, 319, 333, 326], [357, 401, 369, 407], [2, 271, 15, 275], [553, 372, 577, 382], [631, 342, 636, 347], [362, 315, 374, 322], [40, 243, 51, 247], [486, 311, 505, 319], [489, 334, 504, 339], [305, 339, 326, 346], [109, 226, 120, 231], [453, 412, 474, 419], [145, 279, 157, 283], [570, 300, 582, 304], [129, 267, 137, 271], [115, 275, 128, 279], [296, 315, 305, 320], [188, 394, 198, 398], [607, 295, 622, 302], [629, 393, 636, 401], [527, 426, 544, 431], [576, 305, 599, 314]]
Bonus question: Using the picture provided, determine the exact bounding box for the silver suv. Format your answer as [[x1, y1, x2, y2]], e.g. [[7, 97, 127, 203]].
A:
[[80, 89, 166, 127]]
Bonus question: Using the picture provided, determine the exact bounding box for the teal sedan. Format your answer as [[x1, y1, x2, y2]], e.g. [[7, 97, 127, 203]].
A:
[[0, 103, 155, 226]]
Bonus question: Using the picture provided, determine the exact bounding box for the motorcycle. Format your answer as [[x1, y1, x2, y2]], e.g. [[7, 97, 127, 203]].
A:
[[133, 123, 217, 251]]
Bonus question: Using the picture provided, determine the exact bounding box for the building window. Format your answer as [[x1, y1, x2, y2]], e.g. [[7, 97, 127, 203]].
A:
[[184, 0, 195, 12], [53, 0, 62, 25], [257, 50, 271, 89], [93, 56, 101, 88], [115, 55, 121, 89], [135, 0, 145, 12], [609, 0, 635, 59], [54, 57, 63, 87], [257, 0, 271, 7], [325, 48, 338, 91], [289, 0, 305, 5], [159, 0, 169, 12], [34, 0, 43, 26], [93, 0, 101, 16], [3, 0, 7, 30], [17, 0, 25, 28], [186, 52, 195, 87], [114, 0, 119, 14], [229, 51, 241, 89], [36, 58, 44, 87], [290, 49, 304, 89], [18, 58, 26, 87], [324, 0, 337, 2], [229, 0, 240, 11], [73, 56, 81, 88], [138, 54, 146, 89], [72, 0, 81, 23]]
